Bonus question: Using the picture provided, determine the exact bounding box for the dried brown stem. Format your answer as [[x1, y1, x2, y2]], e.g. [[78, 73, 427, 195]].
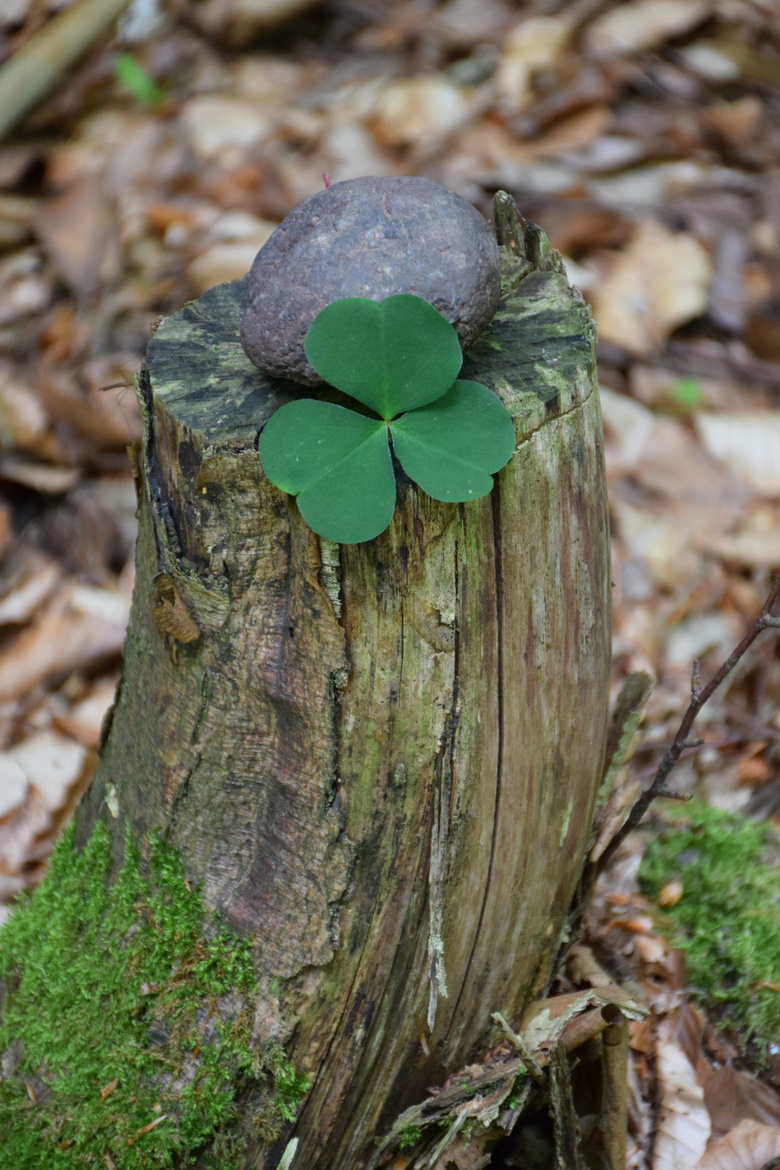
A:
[[600, 1004, 628, 1170], [491, 1011, 546, 1086], [597, 574, 780, 874], [0, 0, 130, 143]]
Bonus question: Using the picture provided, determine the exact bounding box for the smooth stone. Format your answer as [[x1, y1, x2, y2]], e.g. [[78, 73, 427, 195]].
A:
[[240, 175, 501, 385]]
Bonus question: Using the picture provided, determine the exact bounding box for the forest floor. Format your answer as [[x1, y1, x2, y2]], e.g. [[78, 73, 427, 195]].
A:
[[1, 1, 780, 1167]]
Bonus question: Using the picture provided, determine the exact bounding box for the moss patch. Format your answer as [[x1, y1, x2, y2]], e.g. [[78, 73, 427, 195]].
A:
[[398, 1124, 422, 1150], [639, 800, 780, 1055], [0, 821, 308, 1169]]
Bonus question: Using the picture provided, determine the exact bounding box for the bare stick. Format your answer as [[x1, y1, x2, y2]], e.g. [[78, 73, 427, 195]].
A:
[[597, 575, 780, 873], [0, 0, 131, 144], [600, 1004, 628, 1170], [491, 1011, 546, 1086]]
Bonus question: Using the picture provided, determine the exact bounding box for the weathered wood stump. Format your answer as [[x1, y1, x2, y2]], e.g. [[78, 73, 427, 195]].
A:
[[78, 204, 611, 1168]]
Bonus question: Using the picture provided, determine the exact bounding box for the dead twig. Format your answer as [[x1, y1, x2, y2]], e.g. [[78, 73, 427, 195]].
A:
[[597, 575, 780, 875], [600, 1004, 628, 1170], [597, 339, 780, 393], [490, 1011, 546, 1086], [0, 0, 131, 144]]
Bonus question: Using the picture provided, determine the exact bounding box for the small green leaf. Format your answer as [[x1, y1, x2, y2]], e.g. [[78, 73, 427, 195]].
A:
[[258, 399, 395, 543], [669, 377, 705, 411], [304, 295, 462, 419], [114, 54, 167, 109], [390, 380, 515, 502]]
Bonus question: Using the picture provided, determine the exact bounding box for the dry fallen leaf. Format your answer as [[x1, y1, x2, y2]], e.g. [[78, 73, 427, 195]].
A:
[[36, 364, 142, 454], [514, 106, 614, 164], [612, 498, 703, 591], [0, 500, 12, 560], [0, 576, 131, 701], [702, 98, 764, 150], [33, 175, 115, 299], [679, 42, 741, 82], [664, 612, 738, 670], [0, 731, 95, 885], [369, 77, 473, 149], [435, 0, 513, 48], [699, 527, 780, 569], [672, 1005, 780, 1148], [0, 455, 80, 494], [591, 220, 711, 356], [653, 1035, 711, 1169], [600, 386, 657, 472], [0, 552, 61, 625], [695, 413, 780, 498], [188, 241, 269, 295], [100, 1077, 119, 1102], [495, 16, 571, 110], [51, 674, 118, 749], [0, 752, 29, 820], [0, 0, 34, 29], [0, 372, 50, 454], [659, 879, 684, 907], [0, 248, 52, 325], [695, 1048, 780, 1139], [179, 96, 272, 164], [5, 732, 87, 820], [736, 756, 772, 787], [698, 1119, 780, 1170], [187, 211, 277, 293], [633, 417, 748, 510], [585, 0, 710, 56], [192, 0, 321, 48]]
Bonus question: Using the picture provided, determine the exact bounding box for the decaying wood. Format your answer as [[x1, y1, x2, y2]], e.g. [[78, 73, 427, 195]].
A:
[[374, 983, 647, 1167], [549, 1043, 586, 1170], [78, 203, 611, 1168]]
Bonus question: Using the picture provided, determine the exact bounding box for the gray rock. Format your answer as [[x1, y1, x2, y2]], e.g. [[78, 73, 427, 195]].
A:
[[240, 175, 501, 385]]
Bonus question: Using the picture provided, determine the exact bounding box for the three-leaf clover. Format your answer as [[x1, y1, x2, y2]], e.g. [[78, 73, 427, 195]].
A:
[[258, 295, 515, 544]]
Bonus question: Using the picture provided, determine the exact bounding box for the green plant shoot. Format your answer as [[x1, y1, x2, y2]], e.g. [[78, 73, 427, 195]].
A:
[[669, 377, 705, 412], [258, 295, 515, 543], [114, 54, 168, 110]]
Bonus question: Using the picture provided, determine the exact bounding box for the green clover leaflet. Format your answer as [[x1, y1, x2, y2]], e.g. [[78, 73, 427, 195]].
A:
[[258, 295, 515, 543]]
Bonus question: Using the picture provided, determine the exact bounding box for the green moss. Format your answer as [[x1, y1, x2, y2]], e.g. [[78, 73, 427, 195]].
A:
[[639, 800, 780, 1055], [398, 1124, 422, 1150], [270, 1051, 310, 1124], [0, 821, 308, 1168]]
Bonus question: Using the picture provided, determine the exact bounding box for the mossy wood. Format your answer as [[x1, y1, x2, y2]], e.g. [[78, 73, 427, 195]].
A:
[[78, 211, 611, 1168]]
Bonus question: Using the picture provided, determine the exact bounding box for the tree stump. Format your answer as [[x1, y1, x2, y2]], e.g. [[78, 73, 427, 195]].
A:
[[77, 203, 611, 1168]]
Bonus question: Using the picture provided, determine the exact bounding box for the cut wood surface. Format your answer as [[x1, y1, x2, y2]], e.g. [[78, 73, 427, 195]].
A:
[[77, 212, 611, 1168]]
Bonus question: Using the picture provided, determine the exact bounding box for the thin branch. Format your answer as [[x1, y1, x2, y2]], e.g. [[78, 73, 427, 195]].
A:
[[600, 1005, 628, 1170], [0, 0, 131, 144], [597, 574, 780, 874], [491, 1011, 546, 1086]]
